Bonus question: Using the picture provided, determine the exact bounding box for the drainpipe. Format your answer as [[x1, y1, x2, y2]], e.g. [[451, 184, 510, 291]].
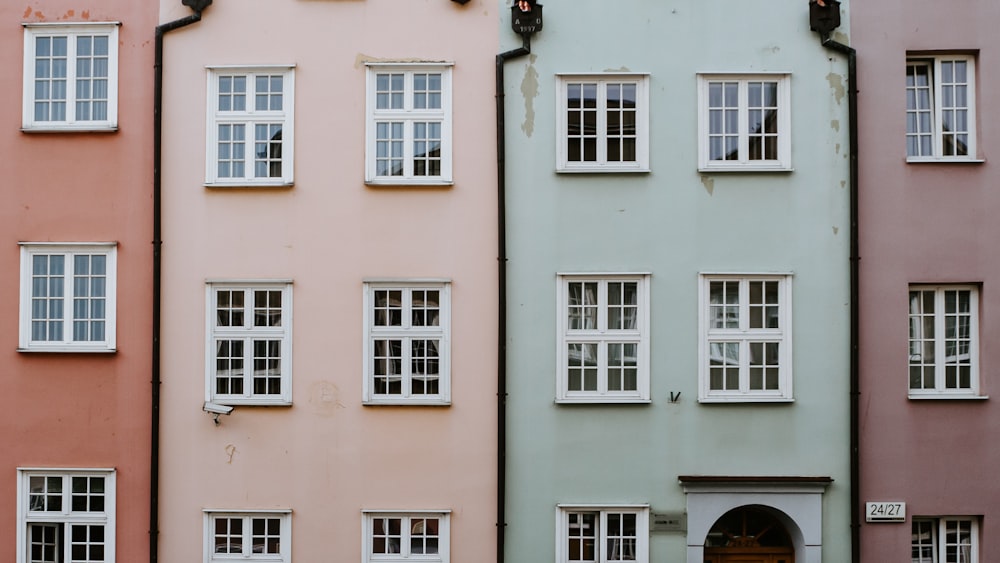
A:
[[809, 2, 859, 562], [496, 4, 540, 562], [152, 2, 211, 562]]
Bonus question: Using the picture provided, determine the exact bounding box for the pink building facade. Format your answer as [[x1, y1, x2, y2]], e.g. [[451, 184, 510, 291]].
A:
[[0, 1, 156, 562], [856, 1, 1000, 561], [156, 1, 498, 561]]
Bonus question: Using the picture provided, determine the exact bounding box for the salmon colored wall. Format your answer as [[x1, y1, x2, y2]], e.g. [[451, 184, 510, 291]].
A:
[[0, 1, 156, 562], [158, 0, 498, 561]]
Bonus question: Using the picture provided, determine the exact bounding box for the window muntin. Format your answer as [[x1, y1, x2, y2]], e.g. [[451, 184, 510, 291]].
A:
[[22, 23, 119, 131], [18, 469, 116, 563], [363, 282, 451, 404], [19, 244, 117, 352], [205, 512, 290, 562], [206, 283, 292, 405], [365, 64, 453, 185], [697, 74, 791, 171], [556, 275, 650, 403], [556, 74, 649, 172], [206, 67, 294, 186], [699, 275, 792, 401], [912, 517, 979, 563], [908, 285, 979, 397], [556, 506, 648, 563], [906, 56, 976, 160], [363, 512, 449, 563]]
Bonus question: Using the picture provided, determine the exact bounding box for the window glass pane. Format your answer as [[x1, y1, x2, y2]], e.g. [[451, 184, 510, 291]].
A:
[[568, 512, 597, 562]]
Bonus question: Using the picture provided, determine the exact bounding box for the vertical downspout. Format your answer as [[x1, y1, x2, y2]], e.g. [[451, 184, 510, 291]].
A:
[[152, 4, 209, 562], [495, 31, 531, 563], [815, 23, 860, 563]]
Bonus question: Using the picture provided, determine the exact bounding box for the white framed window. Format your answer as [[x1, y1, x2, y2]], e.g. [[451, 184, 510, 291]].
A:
[[206, 66, 295, 186], [363, 281, 451, 405], [362, 511, 450, 563], [906, 55, 977, 161], [365, 63, 453, 185], [697, 74, 791, 171], [912, 517, 979, 563], [556, 275, 650, 403], [556, 74, 650, 172], [908, 285, 980, 398], [17, 469, 116, 563], [699, 274, 793, 402], [22, 23, 119, 131], [18, 243, 117, 352], [204, 511, 291, 563], [206, 282, 293, 405], [555, 505, 649, 563]]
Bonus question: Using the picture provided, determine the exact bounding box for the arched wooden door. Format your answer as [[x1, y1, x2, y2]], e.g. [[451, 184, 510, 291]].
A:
[[703, 506, 794, 563]]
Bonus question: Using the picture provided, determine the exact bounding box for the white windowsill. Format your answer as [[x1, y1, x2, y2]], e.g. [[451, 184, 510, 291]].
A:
[[556, 167, 650, 174], [908, 394, 988, 400], [18, 346, 117, 353], [205, 182, 294, 189], [365, 179, 454, 187], [22, 125, 118, 133], [363, 399, 451, 407], [556, 398, 652, 405], [211, 399, 293, 407], [698, 166, 794, 173], [699, 396, 794, 404], [906, 157, 985, 164]]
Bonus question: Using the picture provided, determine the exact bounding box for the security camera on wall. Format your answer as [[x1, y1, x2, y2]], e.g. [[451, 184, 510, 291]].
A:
[[203, 401, 233, 424]]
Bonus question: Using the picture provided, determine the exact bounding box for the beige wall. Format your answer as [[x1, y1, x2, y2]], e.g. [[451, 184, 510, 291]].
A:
[[159, 0, 499, 560]]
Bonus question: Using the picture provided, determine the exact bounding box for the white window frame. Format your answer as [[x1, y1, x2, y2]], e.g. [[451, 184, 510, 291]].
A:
[[206, 65, 295, 187], [22, 23, 120, 131], [17, 468, 116, 563], [908, 285, 981, 399], [697, 73, 792, 172], [906, 55, 978, 162], [206, 281, 293, 406], [203, 510, 291, 563], [362, 281, 451, 405], [556, 73, 650, 173], [362, 510, 450, 563], [555, 505, 649, 563], [555, 274, 650, 403], [365, 63, 453, 185], [911, 517, 979, 563], [18, 243, 117, 353], [698, 274, 793, 402]]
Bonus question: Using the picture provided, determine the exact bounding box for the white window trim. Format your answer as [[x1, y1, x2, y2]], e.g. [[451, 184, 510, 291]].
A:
[[911, 516, 980, 563], [362, 281, 451, 405], [18, 242, 117, 353], [365, 62, 454, 186], [555, 73, 650, 173], [361, 510, 450, 563], [203, 510, 291, 563], [555, 505, 649, 563], [555, 274, 651, 403], [17, 468, 116, 563], [22, 22, 120, 132], [205, 281, 293, 406], [908, 284, 981, 399], [697, 73, 792, 172], [205, 65, 295, 187], [906, 55, 978, 162], [698, 273, 793, 402]]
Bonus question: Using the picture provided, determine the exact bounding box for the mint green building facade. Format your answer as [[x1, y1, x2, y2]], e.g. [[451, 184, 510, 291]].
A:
[[500, 1, 852, 562]]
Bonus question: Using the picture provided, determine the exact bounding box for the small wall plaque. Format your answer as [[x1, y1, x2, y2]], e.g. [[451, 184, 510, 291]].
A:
[[651, 512, 686, 533], [865, 501, 906, 522]]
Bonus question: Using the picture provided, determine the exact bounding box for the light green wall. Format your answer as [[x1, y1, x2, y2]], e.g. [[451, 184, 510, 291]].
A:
[[501, 1, 852, 561]]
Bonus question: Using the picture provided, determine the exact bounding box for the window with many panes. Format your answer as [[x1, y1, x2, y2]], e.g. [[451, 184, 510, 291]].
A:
[[365, 64, 453, 185], [908, 285, 980, 398], [912, 517, 979, 563], [906, 55, 977, 160], [556, 74, 649, 172], [363, 282, 451, 405], [22, 23, 119, 131], [206, 282, 292, 405], [556, 506, 648, 563], [18, 243, 117, 352], [17, 469, 115, 563], [556, 275, 650, 403], [363, 512, 450, 563], [699, 274, 793, 402], [204, 511, 290, 563], [206, 66, 294, 186], [697, 74, 791, 171]]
